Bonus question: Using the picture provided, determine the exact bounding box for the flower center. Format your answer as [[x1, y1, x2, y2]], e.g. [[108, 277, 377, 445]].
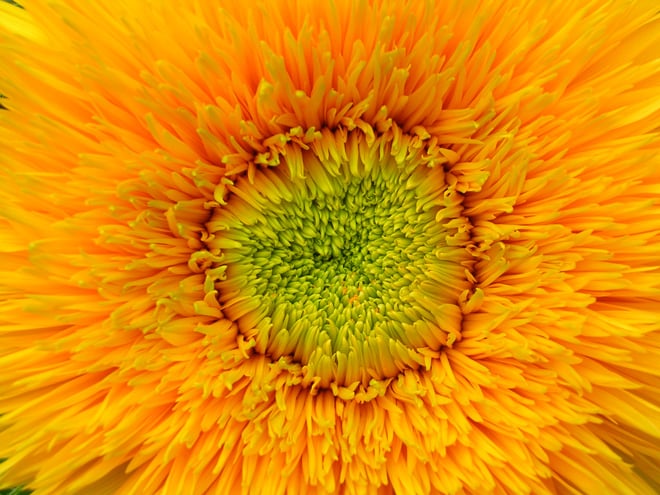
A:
[[207, 133, 471, 388]]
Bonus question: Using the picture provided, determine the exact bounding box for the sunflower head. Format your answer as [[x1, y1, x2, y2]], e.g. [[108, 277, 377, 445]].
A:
[[1, 1, 660, 494]]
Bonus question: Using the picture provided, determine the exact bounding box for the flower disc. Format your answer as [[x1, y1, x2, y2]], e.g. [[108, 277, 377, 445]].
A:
[[208, 133, 471, 388]]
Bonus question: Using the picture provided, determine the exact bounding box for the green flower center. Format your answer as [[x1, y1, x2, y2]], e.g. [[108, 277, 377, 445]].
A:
[[208, 134, 471, 388]]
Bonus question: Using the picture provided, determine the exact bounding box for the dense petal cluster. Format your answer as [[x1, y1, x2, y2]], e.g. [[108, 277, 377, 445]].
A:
[[1, 1, 659, 494]]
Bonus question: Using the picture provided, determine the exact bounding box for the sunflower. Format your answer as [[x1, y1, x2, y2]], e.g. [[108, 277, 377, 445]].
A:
[[1, 0, 659, 494]]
